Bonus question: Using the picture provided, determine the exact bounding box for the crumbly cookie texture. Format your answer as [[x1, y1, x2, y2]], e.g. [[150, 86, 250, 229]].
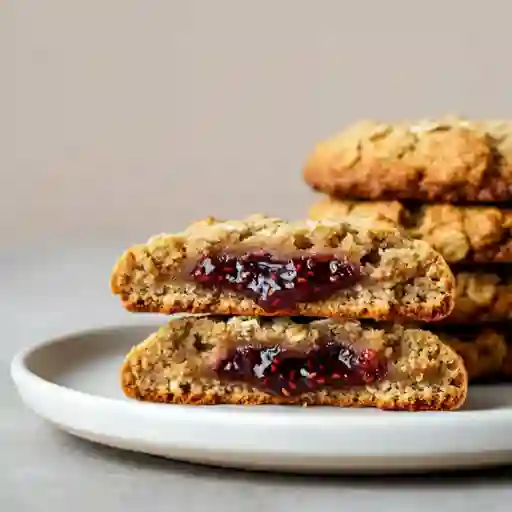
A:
[[110, 214, 455, 322], [303, 116, 512, 202], [121, 316, 468, 411], [435, 328, 507, 381], [309, 197, 512, 263]]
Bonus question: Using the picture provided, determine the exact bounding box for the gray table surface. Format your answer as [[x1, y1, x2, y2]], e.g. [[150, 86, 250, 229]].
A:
[[2, 247, 512, 511]]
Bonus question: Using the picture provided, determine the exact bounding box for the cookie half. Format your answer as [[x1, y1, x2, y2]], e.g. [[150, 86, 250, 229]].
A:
[[111, 214, 455, 322], [121, 316, 468, 411], [303, 116, 512, 203], [309, 197, 512, 264]]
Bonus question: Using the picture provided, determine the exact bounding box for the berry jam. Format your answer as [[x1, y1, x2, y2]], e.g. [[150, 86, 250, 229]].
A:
[[190, 251, 360, 311], [215, 342, 387, 397]]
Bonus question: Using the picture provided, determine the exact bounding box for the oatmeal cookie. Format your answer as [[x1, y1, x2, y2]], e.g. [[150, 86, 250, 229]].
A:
[[111, 214, 455, 322], [435, 327, 507, 381], [448, 271, 512, 323], [309, 197, 512, 263], [121, 315, 467, 411], [304, 116, 512, 202]]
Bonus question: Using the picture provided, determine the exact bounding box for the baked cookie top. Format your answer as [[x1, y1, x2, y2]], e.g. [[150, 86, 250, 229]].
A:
[[304, 116, 512, 202]]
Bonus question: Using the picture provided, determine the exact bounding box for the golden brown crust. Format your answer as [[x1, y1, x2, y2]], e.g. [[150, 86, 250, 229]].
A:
[[304, 117, 512, 203], [121, 384, 465, 411], [309, 197, 512, 264], [111, 214, 455, 322], [120, 316, 468, 411]]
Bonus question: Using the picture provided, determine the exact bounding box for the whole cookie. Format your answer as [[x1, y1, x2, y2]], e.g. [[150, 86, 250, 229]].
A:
[[304, 117, 512, 202]]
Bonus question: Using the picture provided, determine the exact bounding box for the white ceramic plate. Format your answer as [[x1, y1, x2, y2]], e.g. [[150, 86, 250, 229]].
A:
[[10, 324, 512, 473]]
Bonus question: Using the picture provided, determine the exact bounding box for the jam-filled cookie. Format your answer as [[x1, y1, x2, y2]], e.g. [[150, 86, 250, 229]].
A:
[[111, 214, 455, 322], [120, 315, 468, 411]]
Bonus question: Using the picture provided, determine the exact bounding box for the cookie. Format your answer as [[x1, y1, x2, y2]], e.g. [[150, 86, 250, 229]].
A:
[[448, 271, 512, 324], [111, 214, 455, 322], [303, 116, 512, 202], [435, 327, 507, 381], [309, 197, 512, 263], [121, 315, 468, 411]]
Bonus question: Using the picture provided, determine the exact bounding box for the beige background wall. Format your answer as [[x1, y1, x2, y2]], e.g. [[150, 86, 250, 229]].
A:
[[7, 0, 512, 247]]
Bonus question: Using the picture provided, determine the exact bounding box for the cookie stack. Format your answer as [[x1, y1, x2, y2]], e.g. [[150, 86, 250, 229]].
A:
[[111, 214, 467, 410], [304, 116, 512, 382]]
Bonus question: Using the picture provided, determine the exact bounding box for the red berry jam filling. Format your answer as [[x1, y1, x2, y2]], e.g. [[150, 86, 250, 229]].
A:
[[215, 342, 387, 397], [191, 251, 360, 311]]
